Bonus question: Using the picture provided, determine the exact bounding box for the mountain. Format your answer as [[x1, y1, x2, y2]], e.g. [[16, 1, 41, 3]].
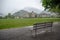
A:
[[13, 7, 42, 17], [23, 7, 42, 13], [13, 10, 29, 17]]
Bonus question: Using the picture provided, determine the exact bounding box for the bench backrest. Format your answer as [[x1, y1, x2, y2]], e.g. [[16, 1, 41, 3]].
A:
[[46, 22, 53, 27], [33, 22, 53, 30]]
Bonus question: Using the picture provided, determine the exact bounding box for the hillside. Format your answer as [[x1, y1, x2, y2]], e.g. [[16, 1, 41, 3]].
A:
[[13, 7, 41, 17], [13, 10, 29, 17]]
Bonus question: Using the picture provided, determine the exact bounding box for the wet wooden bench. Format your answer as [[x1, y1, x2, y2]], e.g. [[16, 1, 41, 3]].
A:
[[31, 22, 53, 37]]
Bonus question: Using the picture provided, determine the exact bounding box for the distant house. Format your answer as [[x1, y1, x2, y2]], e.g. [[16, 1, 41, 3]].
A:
[[14, 16, 20, 19], [13, 10, 37, 18], [29, 11, 37, 18], [39, 11, 59, 18], [39, 12, 52, 17], [51, 13, 58, 17], [22, 11, 37, 18], [22, 13, 29, 18]]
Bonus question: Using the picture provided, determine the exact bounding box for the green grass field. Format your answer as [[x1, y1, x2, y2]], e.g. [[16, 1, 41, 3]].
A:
[[0, 18, 60, 29]]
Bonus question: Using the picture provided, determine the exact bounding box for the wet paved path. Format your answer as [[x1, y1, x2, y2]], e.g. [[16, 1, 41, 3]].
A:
[[0, 22, 60, 40]]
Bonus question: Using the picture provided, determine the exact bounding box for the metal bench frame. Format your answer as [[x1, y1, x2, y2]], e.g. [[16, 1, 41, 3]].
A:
[[31, 22, 53, 37]]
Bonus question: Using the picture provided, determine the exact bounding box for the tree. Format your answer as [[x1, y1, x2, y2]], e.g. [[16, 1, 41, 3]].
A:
[[6, 13, 14, 19], [8, 13, 11, 18], [42, 0, 60, 14], [0, 16, 2, 19]]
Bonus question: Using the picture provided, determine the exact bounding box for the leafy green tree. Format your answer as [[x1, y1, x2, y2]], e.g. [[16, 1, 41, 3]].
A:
[[42, 0, 60, 14], [8, 13, 11, 18], [0, 16, 2, 19], [5, 13, 14, 19]]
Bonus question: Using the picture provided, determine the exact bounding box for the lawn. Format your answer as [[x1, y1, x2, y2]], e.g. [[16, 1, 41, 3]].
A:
[[0, 18, 60, 29]]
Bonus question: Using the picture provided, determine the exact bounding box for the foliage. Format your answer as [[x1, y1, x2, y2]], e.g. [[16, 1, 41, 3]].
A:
[[5, 13, 14, 19], [42, 0, 60, 13], [0, 16, 3, 19]]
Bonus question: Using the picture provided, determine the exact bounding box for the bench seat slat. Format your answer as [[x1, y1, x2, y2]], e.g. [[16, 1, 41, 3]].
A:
[[33, 22, 53, 30]]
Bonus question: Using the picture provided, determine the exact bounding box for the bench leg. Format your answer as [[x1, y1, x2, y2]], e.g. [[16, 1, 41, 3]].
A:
[[34, 30, 37, 37], [51, 27, 52, 32], [31, 30, 37, 37], [31, 30, 33, 37]]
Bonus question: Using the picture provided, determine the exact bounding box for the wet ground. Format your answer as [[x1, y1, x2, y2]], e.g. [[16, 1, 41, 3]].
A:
[[0, 22, 60, 40]]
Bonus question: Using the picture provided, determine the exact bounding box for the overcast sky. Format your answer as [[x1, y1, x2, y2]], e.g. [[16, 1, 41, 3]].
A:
[[0, 0, 44, 15]]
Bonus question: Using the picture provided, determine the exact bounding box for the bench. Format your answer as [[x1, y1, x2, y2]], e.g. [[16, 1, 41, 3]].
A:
[[31, 22, 53, 37]]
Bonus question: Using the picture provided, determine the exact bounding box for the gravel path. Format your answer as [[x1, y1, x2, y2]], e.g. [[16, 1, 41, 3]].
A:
[[0, 22, 60, 40]]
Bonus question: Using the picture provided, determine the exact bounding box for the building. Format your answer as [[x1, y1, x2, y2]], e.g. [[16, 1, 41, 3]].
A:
[[38, 11, 52, 18], [29, 11, 37, 18], [39, 13, 51, 17]]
